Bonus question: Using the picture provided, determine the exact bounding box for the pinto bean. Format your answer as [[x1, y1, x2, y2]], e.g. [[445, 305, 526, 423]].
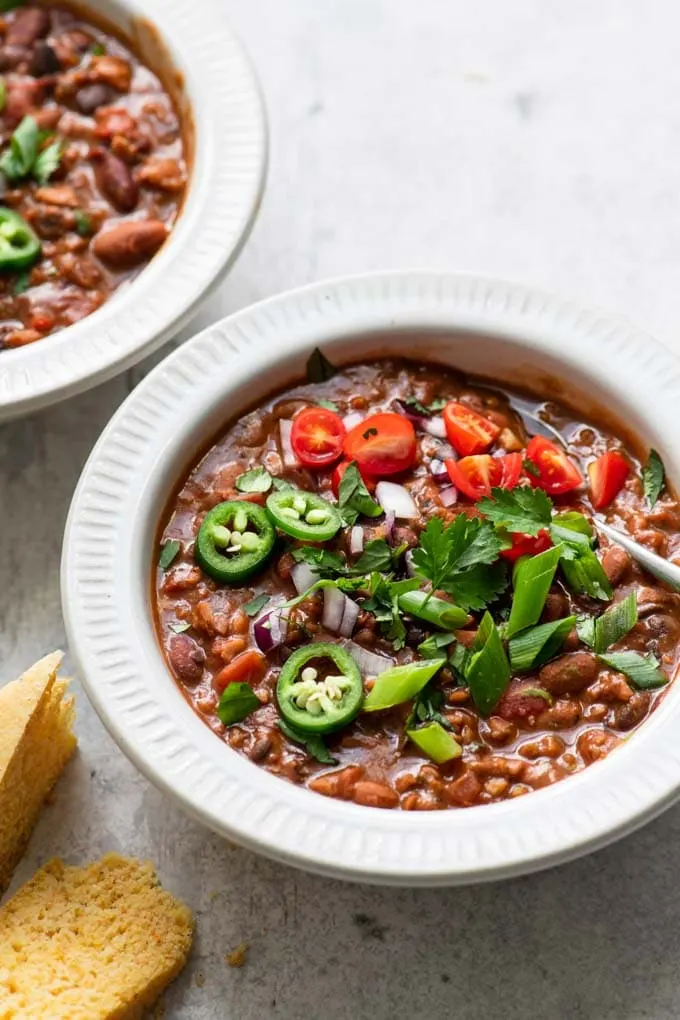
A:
[[577, 728, 622, 765], [91, 148, 138, 212], [352, 781, 400, 809], [75, 83, 115, 114], [443, 769, 483, 806], [308, 765, 363, 799], [35, 185, 78, 207], [137, 157, 186, 192], [89, 54, 132, 92], [518, 734, 565, 760], [601, 546, 631, 586], [470, 756, 524, 779], [167, 633, 205, 686], [6, 7, 49, 48], [611, 691, 651, 731], [536, 697, 581, 729], [522, 760, 568, 789], [538, 651, 599, 695], [484, 716, 517, 745], [92, 218, 168, 269]]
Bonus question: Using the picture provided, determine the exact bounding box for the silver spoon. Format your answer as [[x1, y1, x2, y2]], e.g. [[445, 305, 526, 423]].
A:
[[505, 394, 680, 592]]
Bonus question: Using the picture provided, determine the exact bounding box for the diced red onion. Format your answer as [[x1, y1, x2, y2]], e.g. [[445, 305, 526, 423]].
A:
[[340, 639, 395, 676], [254, 606, 289, 652], [375, 481, 418, 519], [424, 416, 447, 439], [323, 585, 346, 632], [439, 485, 458, 507], [339, 597, 360, 638], [392, 398, 429, 431], [350, 526, 364, 555], [279, 420, 300, 467], [430, 458, 449, 484], [291, 562, 319, 594], [343, 411, 364, 430]]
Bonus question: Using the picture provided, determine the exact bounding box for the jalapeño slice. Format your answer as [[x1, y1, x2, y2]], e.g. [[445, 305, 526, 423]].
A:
[[0, 207, 41, 271], [195, 501, 275, 584], [266, 489, 341, 541], [277, 643, 363, 734]]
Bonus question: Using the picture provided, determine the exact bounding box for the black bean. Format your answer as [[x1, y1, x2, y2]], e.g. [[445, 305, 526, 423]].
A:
[[29, 41, 61, 76]]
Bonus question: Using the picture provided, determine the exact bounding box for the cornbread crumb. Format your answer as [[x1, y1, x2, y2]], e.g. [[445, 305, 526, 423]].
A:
[[0, 853, 193, 1019], [226, 942, 249, 968], [0, 651, 76, 895]]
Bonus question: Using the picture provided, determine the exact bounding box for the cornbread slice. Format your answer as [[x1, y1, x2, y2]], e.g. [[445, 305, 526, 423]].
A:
[[0, 651, 76, 895], [0, 854, 194, 1019]]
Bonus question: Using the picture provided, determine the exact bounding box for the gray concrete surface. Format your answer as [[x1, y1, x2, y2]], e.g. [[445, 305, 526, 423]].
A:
[[3, 1, 680, 1016]]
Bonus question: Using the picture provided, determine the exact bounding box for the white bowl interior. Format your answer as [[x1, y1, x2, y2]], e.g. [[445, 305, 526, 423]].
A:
[[64, 273, 680, 885]]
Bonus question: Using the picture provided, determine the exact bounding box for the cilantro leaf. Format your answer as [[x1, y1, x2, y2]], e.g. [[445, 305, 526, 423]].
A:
[[361, 573, 419, 649], [523, 458, 540, 478], [338, 461, 382, 526], [0, 115, 38, 180], [306, 347, 337, 383], [235, 466, 273, 493], [12, 270, 30, 295], [217, 683, 260, 726], [642, 449, 665, 507], [243, 593, 271, 616], [33, 139, 62, 185], [291, 545, 348, 576], [74, 208, 93, 236], [353, 538, 404, 575], [477, 486, 552, 536], [446, 561, 508, 612], [403, 395, 447, 416], [159, 539, 180, 570], [277, 719, 338, 764], [405, 684, 453, 732], [411, 515, 506, 611]]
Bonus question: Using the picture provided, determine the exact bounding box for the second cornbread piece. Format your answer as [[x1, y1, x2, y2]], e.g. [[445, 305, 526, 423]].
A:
[[0, 650, 76, 895], [0, 853, 194, 1019]]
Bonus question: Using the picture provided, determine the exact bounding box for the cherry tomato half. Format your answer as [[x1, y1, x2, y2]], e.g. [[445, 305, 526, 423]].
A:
[[500, 528, 553, 562], [291, 407, 346, 467], [525, 436, 583, 495], [343, 412, 417, 477], [443, 402, 501, 456], [445, 453, 523, 500], [331, 458, 377, 496], [588, 451, 630, 510]]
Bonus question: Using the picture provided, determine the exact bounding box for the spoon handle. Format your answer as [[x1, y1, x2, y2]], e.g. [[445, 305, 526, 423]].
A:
[[594, 520, 680, 592]]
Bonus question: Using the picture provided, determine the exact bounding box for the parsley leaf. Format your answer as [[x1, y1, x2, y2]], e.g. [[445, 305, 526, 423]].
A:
[[306, 347, 337, 383], [411, 515, 506, 611], [217, 683, 260, 726], [277, 719, 338, 764], [159, 539, 180, 570], [477, 486, 552, 536], [337, 461, 382, 526], [642, 449, 665, 507], [235, 466, 272, 493], [33, 139, 62, 185], [243, 593, 271, 616]]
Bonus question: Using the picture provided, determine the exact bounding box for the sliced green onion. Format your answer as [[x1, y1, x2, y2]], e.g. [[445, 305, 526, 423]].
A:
[[407, 721, 462, 763], [598, 651, 668, 689], [576, 613, 596, 648], [418, 632, 457, 659], [560, 546, 612, 601], [550, 511, 594, 544], [593, 592, 637, 653], [465, 612, 511, 715], [363, 659, 445, 712], [397, 590, 468, 630], [506, 545, 562, 639], [449, 640, 470, 681], [508, 615, 576, 672]]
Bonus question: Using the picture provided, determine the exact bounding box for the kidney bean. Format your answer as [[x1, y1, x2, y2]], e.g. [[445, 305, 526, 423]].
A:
[[352, 780, 399, 809], [29, 41, 61, 76], [443, 769, 483, 806], [6, 7, 49, 47], [497, 682, 551, 720], [76, 83, 115, 114], [402, 791, 441, 810], [92, 218, 168, 269], [89, 54, 132, 92], [91, 148, 138, 213], [484, 777, 509, 797], [536, 698, 582, 729], [470, 756, 524, 779], [538, 650, 599, 695], [601, 545, 631, 586], [4, 79, 42, 126], [308, 765, 363, 799], [577, 728, 622, 765], [611, 691, 651, 731], [484, 716, 517, 744], [518, 734, 565, 760], [167, 633, 205, 686]]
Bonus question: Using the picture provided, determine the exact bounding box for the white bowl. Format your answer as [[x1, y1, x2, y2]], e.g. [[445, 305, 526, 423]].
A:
[[0, 0, 266, 422], [62, 271, 680, 886]]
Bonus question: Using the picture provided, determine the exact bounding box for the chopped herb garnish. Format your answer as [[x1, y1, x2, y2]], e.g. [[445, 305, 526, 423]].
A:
[[74, 209, 93, 237], [0, 0, 25, 11], [551, 512, 612, 601], [316, 398, 339, 411], [362, 574, 419, 649], [159, 539, 180, 570], [169, 620, 191, 634], [575, 613, 596, 648], [0, 115, 38, 181], [235, 466, 273, 493], [352, 538, 400, 575], [411, 514, 507, 611], [523, 457, 540, 478], [477, 485, 552, 536], [91, 41, 106, 56], [244, 593, 271, 617], [12, 270, 30, 295], [0, 78, 6, 115], [33, 139, 62, 185], [520, 687, 552, 704], [291, 545, 348, 576], [217, 682, 260, 726], [306, 347, 337, 383], [508, 616, 576, 672], [404, 396, 447, 415], [337, 461, 382, 526], [506, 544, 562, 638], [598, 651, 668, 690], [465, 612, 511, 715], [362, 427, 378, 439], [418, 631, 457, 659], [642, 449, 665, 507], [277, 718, 338, 764]]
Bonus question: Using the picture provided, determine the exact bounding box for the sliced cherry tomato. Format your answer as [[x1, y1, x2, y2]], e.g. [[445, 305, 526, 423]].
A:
[[445, 455, 499, 499], [588, 451, 630, 510], [343, 412, 417, 477], [291, 407, 346, 467], [525, 436, 583, 495], [498, 452, 523, 490], [214, 649, 267, 693], [331, 458, 376, 495], [500, 528, 553, 562], [443, 402, 501, 456]]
